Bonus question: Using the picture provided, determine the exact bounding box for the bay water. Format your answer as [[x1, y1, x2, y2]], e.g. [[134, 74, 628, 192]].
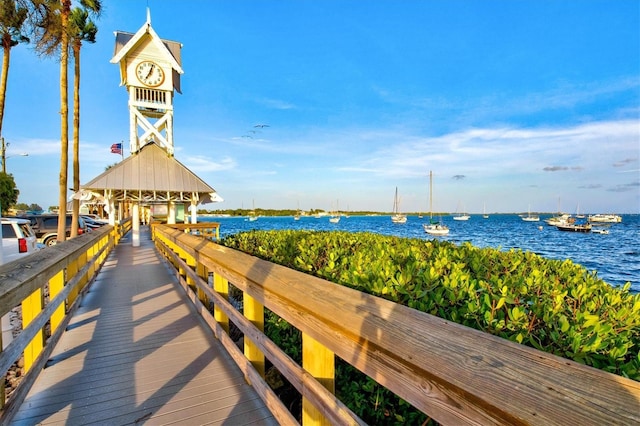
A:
[[199, 214, 639, 293]]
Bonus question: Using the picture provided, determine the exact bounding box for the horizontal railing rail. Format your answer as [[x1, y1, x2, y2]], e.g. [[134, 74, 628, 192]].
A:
[[167, 222, 220, 240], [0, 218, 132, 422], [153, 224, 640, 426]]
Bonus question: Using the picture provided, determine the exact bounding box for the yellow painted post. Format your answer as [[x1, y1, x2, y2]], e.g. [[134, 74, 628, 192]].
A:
[[213, 273, 229, 333], [185, 252, 196, 293], [196, 262, 207, 304], [302, 333, 335, 425], [244, 294, 265, 378], [49, 270, 66, 333], [77, 250, 88, 291], [86, 243, 96, 283], [67, 256, 79, 304], [22, 288, 44, 372]]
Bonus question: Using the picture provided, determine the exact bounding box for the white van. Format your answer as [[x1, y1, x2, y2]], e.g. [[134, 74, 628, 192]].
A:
[[1, 217, 40, 264]]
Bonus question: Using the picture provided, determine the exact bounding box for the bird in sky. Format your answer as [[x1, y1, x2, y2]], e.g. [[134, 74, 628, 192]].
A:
[[254, 124, 270, 128]]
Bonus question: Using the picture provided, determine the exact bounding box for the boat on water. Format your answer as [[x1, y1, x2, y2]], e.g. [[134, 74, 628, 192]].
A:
[[329, 200, 341, 223], [588, 214, 622, 223], [592, 228, 609, 234], [556, 222, 592, 233], [452, 202, 470, 221], [391, 187, 407, 224], [423, 171, 449, 236], [483, 202, 489, 219], [545, 213, 571, 226], [248, 199, 258, 221], [521, 205, 540, 222]]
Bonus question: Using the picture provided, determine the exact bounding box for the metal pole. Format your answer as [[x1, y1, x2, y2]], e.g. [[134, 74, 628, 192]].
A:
[[1, 137, 6, 174]]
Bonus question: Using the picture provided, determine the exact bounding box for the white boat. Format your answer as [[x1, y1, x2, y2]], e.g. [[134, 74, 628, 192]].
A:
[[592, 228, 609, 234], [588, 214, 622, 223], [424, 171, 449, 236], [453, 202, 470, 221], [248, 200, 258, 221], [329, 200, 341, 223], [391, 187, 407, 224], [483, 202, 489, 219], [522, 205, 540, 222], [545, 213, 571, 226]]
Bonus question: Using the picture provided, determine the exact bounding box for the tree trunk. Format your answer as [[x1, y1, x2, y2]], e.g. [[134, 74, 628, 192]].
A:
[[71, 41, 80, 238], [57, 0, 71, 242], [0, 33, 11, 140]]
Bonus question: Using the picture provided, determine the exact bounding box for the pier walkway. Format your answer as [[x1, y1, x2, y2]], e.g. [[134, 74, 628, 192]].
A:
[[9, 228, 277, 425]]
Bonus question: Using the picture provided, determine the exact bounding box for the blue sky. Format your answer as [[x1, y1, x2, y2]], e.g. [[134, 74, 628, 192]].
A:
[[3, 0, 639, 213]]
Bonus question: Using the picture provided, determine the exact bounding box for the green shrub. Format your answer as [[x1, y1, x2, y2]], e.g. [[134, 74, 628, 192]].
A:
[[222, 230, 639, 422]]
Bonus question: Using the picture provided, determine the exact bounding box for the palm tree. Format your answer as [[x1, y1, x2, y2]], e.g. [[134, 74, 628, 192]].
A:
[[0, 0, 29, 143], [69, 3, 99, 237], [31, 0, 99, 242]]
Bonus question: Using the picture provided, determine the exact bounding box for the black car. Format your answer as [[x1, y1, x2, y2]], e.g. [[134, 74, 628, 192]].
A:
[[18, 214, 89, 246]]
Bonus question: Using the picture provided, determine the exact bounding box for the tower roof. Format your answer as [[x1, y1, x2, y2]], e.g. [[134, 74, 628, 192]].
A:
[[81, 142, 221, 204]]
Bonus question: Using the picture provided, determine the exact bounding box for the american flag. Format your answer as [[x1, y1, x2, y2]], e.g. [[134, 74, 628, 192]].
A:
[[110, 143, 122, 155]]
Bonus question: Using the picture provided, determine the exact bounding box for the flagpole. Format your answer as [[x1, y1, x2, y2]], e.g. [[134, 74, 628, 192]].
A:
[[121, 140, 124, 160]]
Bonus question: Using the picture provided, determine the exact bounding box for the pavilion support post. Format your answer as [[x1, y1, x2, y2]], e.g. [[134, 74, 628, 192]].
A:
[[191, 199, 197, 224], [168, 201, 176, 224], [108, 198, 116, 226], [132, 203, 140, 247]]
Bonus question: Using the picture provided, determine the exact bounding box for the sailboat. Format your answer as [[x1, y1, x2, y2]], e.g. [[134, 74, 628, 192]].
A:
[[423, 171, 449, 235], [391, 187, 407, 224], [329, 200, 340, 223], [483, 202, 489, 219], [521, 205, 540, 222], [453, 202, 470, 221], [248, 200, 258, 221], [294, 201, 301, 220]]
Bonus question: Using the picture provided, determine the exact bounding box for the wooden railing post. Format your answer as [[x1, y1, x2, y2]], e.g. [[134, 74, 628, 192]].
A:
[[302, 333, 335, 426], [213, 273, 229, 334], [185, 252, 196, 293], [49, 270, 66, 334], [67, 257, 79, 305], [196, 262, 208, 304], [22, 288, 44, 372], [244, 294, 265, 378]]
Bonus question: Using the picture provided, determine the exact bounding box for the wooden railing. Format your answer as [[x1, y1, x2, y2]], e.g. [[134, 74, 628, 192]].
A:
[[0, 218, 132, 422], [167, 222, 220, 241], [153, 224, 640, 425]]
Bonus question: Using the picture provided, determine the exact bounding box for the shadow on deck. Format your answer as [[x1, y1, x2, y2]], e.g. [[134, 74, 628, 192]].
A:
[[10, 227, 276, 425]]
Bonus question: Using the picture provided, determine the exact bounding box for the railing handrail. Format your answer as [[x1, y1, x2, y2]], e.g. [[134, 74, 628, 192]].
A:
[[0, 218, 131, 421], [154, 224, 640, 425]]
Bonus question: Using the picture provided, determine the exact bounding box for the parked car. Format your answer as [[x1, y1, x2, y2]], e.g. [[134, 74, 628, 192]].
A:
[[1, 217, 40, 263], [18, 214, 88, 247], [81, 215, 107, 229]]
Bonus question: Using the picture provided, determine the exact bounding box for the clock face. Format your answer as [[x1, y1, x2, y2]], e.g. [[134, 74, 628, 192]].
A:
[[136, 61, 165, 87]]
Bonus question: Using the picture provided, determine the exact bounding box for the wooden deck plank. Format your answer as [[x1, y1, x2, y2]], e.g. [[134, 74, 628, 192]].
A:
[[9, 228, 278, 426]]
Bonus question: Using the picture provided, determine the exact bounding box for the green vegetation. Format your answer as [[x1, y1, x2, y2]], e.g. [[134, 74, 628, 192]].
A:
[[197, 208, 440, 217], [0, 172, 19, 215], [222, 230, 640, 424]]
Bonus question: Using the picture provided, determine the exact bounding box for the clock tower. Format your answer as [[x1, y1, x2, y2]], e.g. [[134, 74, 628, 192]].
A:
[[110, 9, 183, 156]]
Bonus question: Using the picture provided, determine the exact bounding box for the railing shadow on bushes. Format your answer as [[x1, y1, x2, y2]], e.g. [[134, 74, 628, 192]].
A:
[[153, 224, 640, 426], [0, 218, 132, 422]]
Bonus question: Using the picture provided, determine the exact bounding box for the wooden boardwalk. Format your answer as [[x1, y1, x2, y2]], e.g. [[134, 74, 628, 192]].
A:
[[10, 228, 278, 425]]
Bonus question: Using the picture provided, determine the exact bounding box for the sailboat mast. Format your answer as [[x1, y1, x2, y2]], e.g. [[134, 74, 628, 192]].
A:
[[429, 170, 433, 219]]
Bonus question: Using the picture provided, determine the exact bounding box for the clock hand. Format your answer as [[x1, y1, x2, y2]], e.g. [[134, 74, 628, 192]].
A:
[[145, 64, 154, 79]]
